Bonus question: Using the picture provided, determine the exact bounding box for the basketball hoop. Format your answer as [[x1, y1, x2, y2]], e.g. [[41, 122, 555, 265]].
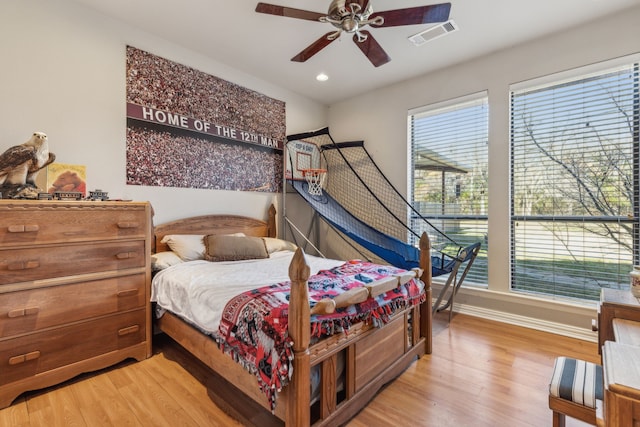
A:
[[302, 168, 326, 196]]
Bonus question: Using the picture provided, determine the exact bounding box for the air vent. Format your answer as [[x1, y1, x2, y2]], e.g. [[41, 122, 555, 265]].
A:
[[408, 20, 458, 46]]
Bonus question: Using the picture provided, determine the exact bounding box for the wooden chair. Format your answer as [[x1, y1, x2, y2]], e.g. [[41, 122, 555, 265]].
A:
[[548, 357, 603, 427]]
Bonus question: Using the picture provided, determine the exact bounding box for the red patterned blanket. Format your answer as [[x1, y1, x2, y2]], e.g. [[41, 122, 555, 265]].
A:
[[215, 260, 426, 410]]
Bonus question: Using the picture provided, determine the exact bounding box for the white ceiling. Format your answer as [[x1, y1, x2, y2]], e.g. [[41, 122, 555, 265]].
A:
[[71, 0, 639, 105]]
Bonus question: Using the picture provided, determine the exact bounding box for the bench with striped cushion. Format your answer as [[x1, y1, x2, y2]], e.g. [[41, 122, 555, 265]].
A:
[[549, 357, 604, 427]]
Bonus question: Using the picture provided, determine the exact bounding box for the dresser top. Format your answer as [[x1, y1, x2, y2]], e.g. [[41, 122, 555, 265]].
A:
[[0, 200, 150, 211], [601, 288, 640, 308]]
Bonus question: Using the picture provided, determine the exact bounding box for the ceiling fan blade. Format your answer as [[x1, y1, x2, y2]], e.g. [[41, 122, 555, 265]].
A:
[[353, 31, 390, 67], [255, 3, 325, 22], [371, 3, 451, 27], [291, 33, 338, 62]]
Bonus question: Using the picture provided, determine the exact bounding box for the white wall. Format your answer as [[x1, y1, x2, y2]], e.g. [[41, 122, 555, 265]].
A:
[[4, 0, 638, 335], [326, 6, 640, 336], [0, 0, 327, 226]]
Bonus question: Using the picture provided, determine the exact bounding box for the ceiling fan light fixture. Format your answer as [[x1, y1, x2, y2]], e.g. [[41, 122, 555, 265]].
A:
[[408, 19, 458, 47]]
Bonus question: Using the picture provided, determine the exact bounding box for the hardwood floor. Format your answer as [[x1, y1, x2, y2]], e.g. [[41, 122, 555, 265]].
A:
[[0, 312, 599, 426]]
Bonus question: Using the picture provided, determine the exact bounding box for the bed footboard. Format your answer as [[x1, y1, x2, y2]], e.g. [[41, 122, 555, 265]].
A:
[[283, 232, 432, 427]]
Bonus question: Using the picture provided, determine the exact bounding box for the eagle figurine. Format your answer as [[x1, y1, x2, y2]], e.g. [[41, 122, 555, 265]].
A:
[[0, 132, 56, 199]]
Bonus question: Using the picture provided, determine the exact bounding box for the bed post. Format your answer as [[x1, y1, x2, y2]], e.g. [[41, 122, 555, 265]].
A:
[[419, 232, 433, 354], [287, 248, 311, 427], [267, 204, 277, 238]]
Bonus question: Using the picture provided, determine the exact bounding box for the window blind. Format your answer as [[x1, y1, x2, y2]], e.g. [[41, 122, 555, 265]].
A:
[[409, 92, 489, 285], [510, 62, 639, 301]]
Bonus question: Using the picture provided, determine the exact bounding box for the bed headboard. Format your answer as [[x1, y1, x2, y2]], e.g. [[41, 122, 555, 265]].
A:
[[153, 204, 277, 253]]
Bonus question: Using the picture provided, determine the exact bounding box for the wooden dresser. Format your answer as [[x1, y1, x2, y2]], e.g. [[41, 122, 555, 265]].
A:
[[0, 200, 153, 408], [598, 288, 640, 426]]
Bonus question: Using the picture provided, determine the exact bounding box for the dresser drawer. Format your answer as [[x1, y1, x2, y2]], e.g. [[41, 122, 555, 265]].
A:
[[0, 203, 147, 247], [0, 274, 145, 337], [0, 240, 145, 285], [0, 309, 146, 386]]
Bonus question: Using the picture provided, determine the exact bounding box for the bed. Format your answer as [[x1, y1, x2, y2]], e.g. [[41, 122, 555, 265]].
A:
[[151, 204, 432, 427]]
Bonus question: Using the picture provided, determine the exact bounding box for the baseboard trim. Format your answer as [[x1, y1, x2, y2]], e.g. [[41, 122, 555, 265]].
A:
[[443, 301, 598, 343]]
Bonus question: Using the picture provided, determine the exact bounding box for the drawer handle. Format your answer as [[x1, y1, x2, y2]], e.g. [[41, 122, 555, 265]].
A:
[[117, 222, 140, 229], [118, 325, 140, 336], [8, 260, 40, 270], [117, 289, 138, 297], [8, 307, 40, 318], [116, 252, 138, 260], [7, 224, 40, 233], [9, 351, 41, 365]]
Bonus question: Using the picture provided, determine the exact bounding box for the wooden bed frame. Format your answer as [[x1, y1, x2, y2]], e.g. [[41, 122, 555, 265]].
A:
[[153, 204, 432, 427]]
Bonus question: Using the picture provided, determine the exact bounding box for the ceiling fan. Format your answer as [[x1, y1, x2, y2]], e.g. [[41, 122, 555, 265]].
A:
[[255, 1, 451, 67]]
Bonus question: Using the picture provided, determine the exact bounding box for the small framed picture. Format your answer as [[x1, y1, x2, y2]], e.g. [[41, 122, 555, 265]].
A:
[[36, 163, 87, 197]]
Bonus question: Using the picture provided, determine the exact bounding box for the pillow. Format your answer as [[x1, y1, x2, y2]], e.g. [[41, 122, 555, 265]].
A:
[[151, 251, 183, 271], [204, 234, 269, 262], [262, 237, 297, 254], [160, 234, 205, 261]]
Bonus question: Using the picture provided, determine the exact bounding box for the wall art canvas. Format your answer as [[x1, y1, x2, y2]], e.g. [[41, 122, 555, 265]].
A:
[[125, 46, 285, 192]]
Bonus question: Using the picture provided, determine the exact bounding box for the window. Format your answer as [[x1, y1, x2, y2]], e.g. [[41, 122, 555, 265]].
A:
[[510, 59, 640, 301], [409, 92, 489, 285]]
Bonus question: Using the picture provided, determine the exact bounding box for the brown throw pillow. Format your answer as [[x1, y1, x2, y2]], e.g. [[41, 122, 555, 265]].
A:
[[204, 234, 269, 262]]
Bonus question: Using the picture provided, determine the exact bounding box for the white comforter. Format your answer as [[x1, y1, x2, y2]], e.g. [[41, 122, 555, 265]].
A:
[[151, 251, 344, 334]]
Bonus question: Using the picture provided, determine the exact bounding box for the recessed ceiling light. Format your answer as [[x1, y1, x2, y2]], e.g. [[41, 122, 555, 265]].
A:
[[316, 73, 329, 82]]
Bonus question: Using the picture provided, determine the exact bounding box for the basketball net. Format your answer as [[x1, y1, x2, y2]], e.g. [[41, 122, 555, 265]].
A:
[[302, 169, 326, 196]]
